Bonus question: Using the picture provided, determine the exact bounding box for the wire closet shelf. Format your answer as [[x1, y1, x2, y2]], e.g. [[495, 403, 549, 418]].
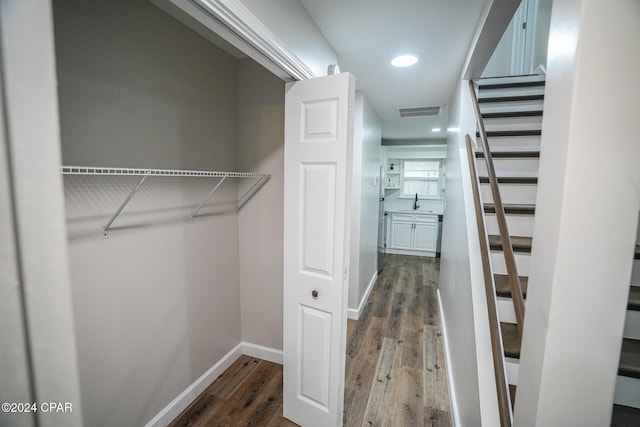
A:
[[61, 166, 271, 237]]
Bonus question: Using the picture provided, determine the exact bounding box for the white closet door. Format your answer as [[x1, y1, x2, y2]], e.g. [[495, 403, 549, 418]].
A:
[[283, 72, 354, 427]]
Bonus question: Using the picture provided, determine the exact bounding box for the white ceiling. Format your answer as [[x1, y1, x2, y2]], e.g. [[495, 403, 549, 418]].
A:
[[299, 0, 489, 140]]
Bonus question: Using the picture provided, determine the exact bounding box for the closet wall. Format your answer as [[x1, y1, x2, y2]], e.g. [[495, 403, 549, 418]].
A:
[[53, 0, 273, 425], [237, 59, 285, 350]]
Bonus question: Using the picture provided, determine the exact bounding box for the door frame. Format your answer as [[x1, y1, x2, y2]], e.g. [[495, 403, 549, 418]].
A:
[[0, 2, 83, 425], [152, 0, 317, 81]]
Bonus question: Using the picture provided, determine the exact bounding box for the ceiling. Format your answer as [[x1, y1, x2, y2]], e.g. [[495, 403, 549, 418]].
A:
[[298, 0, 489, 141]]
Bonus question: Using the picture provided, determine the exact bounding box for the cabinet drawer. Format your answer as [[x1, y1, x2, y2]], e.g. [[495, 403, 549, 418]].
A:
[[414, 214, 437, 223], [391, 213, 413, 221]]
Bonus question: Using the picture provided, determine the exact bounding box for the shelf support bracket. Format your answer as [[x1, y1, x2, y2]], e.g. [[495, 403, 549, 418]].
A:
[[103, 172, 149, 237], [191, 175, 227, 220], [238, 175, 270, 210]]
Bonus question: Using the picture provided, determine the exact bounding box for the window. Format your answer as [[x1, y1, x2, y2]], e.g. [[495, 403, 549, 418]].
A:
[[401, 159, 442, 197]]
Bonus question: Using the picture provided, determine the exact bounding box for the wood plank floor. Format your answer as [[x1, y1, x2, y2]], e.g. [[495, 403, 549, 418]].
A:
[[344, 254, 452, 427], [169, 254, 451, 426]]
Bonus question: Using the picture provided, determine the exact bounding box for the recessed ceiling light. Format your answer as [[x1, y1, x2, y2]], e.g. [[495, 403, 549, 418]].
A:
[[432, 128, 441, 132], [391, 55, 418, 67]]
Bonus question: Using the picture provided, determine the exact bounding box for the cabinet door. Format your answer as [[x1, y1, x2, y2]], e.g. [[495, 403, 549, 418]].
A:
[[391, 221, 413, 249], [414, 222, 437, 252]]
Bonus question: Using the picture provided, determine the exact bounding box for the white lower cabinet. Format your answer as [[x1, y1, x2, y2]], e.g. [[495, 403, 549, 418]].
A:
[[391, 220, 413, 249], [389, 213, 438, 255]]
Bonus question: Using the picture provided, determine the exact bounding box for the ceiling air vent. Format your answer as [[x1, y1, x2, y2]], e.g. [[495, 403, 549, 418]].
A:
[[397, 105, 440, 118]]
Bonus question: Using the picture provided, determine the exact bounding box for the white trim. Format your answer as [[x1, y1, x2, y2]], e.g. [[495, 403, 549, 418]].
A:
[[145, 341, 284, 427], [438, 289, 460, 427], [144, 343, 244, 427], [347, 271, 378, 320], [242, 342, 283, 365], [386, 248, 436, 257], [155, 0, 316, 81]]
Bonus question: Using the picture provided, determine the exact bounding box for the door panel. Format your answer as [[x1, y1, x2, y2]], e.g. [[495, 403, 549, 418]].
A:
[[391, 221, 413, 249], [299, 305, 331, 407], [301, 163, 336, 276], [283, 72, 355, 427], [414, 223, 438, 252]]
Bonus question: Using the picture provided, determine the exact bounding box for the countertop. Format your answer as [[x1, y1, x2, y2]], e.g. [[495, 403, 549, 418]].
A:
[[385, 209, 443, 216]]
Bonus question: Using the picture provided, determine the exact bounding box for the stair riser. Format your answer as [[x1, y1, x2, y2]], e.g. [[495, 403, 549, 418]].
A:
[[485, 213, 535, 238], [481, 183, 538, 205], [477, 135, 541, 152], [482, 116, 543, 132], [479, 99, 545, 114], [491, 251, 530, 276], [476, 158, 540, 178], [505, 358, 519, 386], [624, 310, 640, 341], [632, 259, 640, 286], [479, 86, 545, 99], [498, 297, 518, 324], [615, 376, 640, 409]]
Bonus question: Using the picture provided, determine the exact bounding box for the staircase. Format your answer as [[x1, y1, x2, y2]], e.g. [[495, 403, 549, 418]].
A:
[[473, 75, 640, 423], [612, 224, 640, 424], [473, 74, 543, 407]]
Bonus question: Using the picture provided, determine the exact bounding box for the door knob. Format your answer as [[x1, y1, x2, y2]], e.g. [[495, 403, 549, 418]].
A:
[[312, 290, 319, 298]]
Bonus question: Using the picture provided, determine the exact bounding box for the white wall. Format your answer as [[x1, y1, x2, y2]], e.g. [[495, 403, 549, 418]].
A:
[[0, 2, 83, 426], [54, 1, 243, 425], [482, 18, 515, 77], [348, 92, 382, 312], [238, 0, 337, 77], [237, 58, 285, 350], [531, 0, 552, 72], [515, 1, 640, 425], [482, 0, 552, 77], [440, 77, 502, 426]]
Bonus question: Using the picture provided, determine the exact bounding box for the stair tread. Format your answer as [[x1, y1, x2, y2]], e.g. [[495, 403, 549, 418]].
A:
[[629, 286, 640, 311], [495, 274, 528, 298], [509, 384, 516, 409], [478, 94, 545, 103], [479, 176, 538, 184], [484, 203, 536, 215], [475, 150, 540, 158], [482, 110, 543, 119], [488, 235, 532, 253], [619, 338, 640, 379], [611, 404, 640, 426], [479, 80, 546, 90], [477, 130, 542, 137], [501, 322, 521, 359]]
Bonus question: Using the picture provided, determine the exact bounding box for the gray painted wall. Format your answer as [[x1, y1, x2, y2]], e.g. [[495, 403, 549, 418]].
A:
[[54, 0, 244, 425], [237, 58, 285, 349]]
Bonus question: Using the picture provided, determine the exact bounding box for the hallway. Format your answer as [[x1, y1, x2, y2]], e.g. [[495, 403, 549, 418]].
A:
[[344, 254, 452, 426], [169, 254, 451, 426]]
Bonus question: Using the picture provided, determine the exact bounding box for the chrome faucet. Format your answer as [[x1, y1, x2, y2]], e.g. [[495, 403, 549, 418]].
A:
[[414, 193, 419, 210]]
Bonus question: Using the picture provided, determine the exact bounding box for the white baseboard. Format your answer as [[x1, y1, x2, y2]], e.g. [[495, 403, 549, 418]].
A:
[[242, 342, 283, 365], [144, 342, 244, 427], [144, 341, 283, 427], [438, 289, 460, 427], [347, 271, 378, 320], [386, 248, 436, 257]]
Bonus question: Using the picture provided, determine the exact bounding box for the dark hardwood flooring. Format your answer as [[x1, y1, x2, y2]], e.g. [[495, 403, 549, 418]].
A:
[[169, 254, 451, 426], [344, 254, 452, 426]]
